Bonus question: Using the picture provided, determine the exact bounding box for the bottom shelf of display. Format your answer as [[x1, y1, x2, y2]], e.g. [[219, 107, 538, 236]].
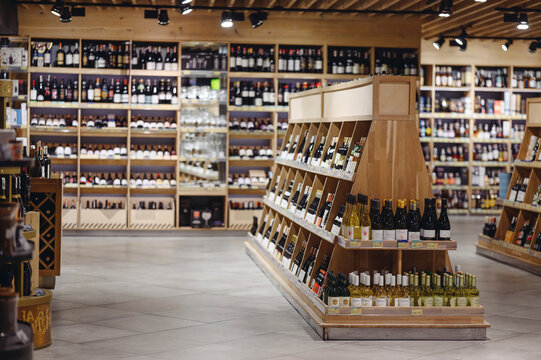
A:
[[245, 235, 488, 340], [476, 234, 541, 276]]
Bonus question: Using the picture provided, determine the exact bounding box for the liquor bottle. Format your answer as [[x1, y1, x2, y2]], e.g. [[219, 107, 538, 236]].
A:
[[305, 189, 323, 223], [311, 136, 326, 167], [56, 42, 65, 67], [295, 186, 311, 217], [330, 204, 345, 235], [437, 198, 451, 240], [468, 275, 480, 306], [424, 274, 434, 307], [268, 224, 282, 254], [421, 198, 436, 240], [289, 183, 302, 212], [321, 137, 337, 169], [397, 274, 411, 307], [382, 200, 395, 241], [316, 193, 334, 229], [504, 216, 518, 243], [333, 137, 350, 170], [349, 273, 362, 307], [374, 274, 386, 307], [261, 218, 275, 247], [370, 199, 383, 242], [508, 178, 522, 201], [291, 241, 307, 276], [282, 234, 297, 269], [301, 135, 316, 164], [280, 180, 294, 208], [456, 275, 468, 306], [256, 213, 269, 241], [516, 219, 533, 247], [311, 254, 329, 296], [516, 178, 529, 203], [407, 200, 421, 242], [41, 146, 51, 178], [394, 199, 408, 244]]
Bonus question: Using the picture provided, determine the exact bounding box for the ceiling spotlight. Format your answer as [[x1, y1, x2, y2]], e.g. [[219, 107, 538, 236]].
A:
[[455, 29, 467, 46], [517, 13, 529, 30], [158, 9, 169, 25], [180, 4, 192, 15], [459, 39, 467, 52], [249, 12, 268, 29], [50, 0, 64, 16], [433, 37, 445, 50], [529, 41, 538, 53], [474, 0, 487, 2], [502, 39, 513, 52], [438, 0, 453, 17], [221, 11, 234, 28], [180, 0, 193, 3], [60, 6, 72, 23]]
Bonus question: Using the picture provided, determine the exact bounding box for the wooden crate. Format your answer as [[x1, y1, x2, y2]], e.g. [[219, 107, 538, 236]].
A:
[[129, 196, 176, 229], [79, 196, 127, 229]]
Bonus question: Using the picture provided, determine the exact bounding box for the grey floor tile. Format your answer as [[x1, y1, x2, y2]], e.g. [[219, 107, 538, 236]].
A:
[[91, 314, 202, 333], [153, 343, 278, 360], [54, 305, 138, 323], [52, 323, 137, 343]]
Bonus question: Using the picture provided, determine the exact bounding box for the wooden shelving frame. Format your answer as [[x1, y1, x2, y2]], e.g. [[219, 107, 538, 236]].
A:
[[419, 63, 539, 215], [245, 76, 488, 340], [476, 98, 541, 275], [6, 36, 419, 230]]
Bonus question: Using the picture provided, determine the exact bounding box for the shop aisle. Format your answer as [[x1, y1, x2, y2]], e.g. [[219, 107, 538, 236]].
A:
[[36, 216, 541, 360]]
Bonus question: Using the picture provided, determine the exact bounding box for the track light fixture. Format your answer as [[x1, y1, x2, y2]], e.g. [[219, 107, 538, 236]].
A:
[[474, 0, 487, 2], [158, 9, 169, 25], [50, 0, 64, 16], [517, 13, 529, 30], [459, 39, 467, 51], [180, 4, 192, 15], [454, 29, 467, 46], [180, 0, 193, 4], [60, 6, 72, 23], [433, 37, 445, 50], [438, 0, 453, 17], [529, 41, 538, 53], [249, 12, 268, 29], [502, 39, 513, 52], [221, 11, 233, 28]]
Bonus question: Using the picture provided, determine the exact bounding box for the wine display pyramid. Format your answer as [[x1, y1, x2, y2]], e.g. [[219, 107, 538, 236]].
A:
[[245, 76, 488, 340], [477, 98, 541, 275]]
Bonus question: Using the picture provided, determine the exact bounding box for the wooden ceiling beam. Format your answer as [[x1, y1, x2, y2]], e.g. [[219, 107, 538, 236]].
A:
[[367, 0, 403, 17], [208, 0, 215, 12]]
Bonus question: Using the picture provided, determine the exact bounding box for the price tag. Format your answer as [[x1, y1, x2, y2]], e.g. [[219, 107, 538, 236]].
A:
[[373, 241, 383, 248], [411, 309, 423, 316], [327, 307, 340, 315], [411, 241, 423, 248], [427, 242, 439, 249], [351, 307, 362, 315], [350, 240, 360, 248], [398, 242, 409, 249]]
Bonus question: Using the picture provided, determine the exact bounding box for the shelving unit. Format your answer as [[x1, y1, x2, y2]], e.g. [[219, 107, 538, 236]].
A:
[[245, 76, 488, 340], [419, 63, 539, 215], [476, 98, 541, 275], [11, 36, 420, 230]]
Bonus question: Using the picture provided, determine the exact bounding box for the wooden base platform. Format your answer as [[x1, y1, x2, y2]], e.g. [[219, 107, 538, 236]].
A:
[[476, 234, 541, 276], [245, 237, 489, 341]]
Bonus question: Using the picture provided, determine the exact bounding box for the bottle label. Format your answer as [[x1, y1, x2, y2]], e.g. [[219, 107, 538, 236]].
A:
[[298, 269, 306, 282], [291, 264, 299, 275], [383, 229, 396, 241], [328, 296, 340, 307], [418, 296, 425, 307], [267, 243, 275, 254], [398, 297, 411, 307], [516, 191, 525, 203], [347, 226, 356, 240], [372, 229, 383, 241], [374, 297, 387, 307], [423, 229, 436, 239], [457, 297, 468, 307], [351, 297, 363, 307], [281, 199, 289, 208], [361, 296, 372, 307], [361, 226, 370, 240], [339, 297, 350, 307], [396, 229, 408, 241], [470, 296, 480, 307], [408, 231, 420, 241], [449, 297, 457, 307], [331, 223, 341, 235], [433, 296, 443, 307], [439, 230, 451, 239]]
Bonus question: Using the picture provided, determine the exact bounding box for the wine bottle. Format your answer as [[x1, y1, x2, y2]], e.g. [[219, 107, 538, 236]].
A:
[[282, 234, 297, 269], [359, 194, 371, 241], [301, 135, 316, 164], [305, 190, 323, 223], [330, 204, 345, 235], [407, 200, 421, 242], [261, 218, 275, 247], [394, 199, 408, 244], [268, 224, 282, 254], [311, 136, 326, 166], [370, 199, 383, 241], [280, 180, 294, 208], [289, 183, 303, 211], [322, 137, 337, 169], [256, 213, 269, 241], [296, 186, 311, 217], [421, 198, 436, 240], [291, 241, 307, 276], [437, 198, 451, 240], [382, 200, 395, 241], [316, 193, 334, 229]]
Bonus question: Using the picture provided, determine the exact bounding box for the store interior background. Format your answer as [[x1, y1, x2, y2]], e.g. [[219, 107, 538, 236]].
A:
[[3, 0, 541, 359]]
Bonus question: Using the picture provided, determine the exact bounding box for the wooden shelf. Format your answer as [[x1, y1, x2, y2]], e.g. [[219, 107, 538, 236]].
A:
[[229, 131, 274, 139], [427, 137, 470, 143], [130, 187, 176, 195], [79, 103, 130, 110], [227, 105, 277, 112], [228, 159, 274, 167], [511, 88, 541, 93], [29, 127, 78, 136], [80, 158, 128, 166], [130, 129, 178, 138], [432, 185, 468, 190], [178, 188, 227, 196], [80, 128, 128, 137], [229, 187, 266, 195], [336, 235, 457, 250], [130, 69, 180, 77], [182, 69, 227, 77], [474, 87, 511, 92], [179, 127, 227, 133], [181, 99, 226, 106], [275, 158, 355, 182], [28, 101, 79, 108], [79, 186, 128, 194], [471, 161, 509, 167], [229, 71, 275, 78], [29, 66, 79, 74], [80, 68, 130, 75], [477, 234, 541, 275], [277, 72, 323, 79], [130, 104, 178, 111], [50, 157, 77, 165], [434, 86, 471, 92], [429, 161, 469, 167], [130, 159, 176, 167]]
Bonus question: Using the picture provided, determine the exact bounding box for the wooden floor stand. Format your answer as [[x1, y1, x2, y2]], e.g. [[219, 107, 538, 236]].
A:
[[476, 235, 541, 276]]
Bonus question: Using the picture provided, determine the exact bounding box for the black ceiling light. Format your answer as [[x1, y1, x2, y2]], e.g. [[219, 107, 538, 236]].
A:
[[158, 9, 169, 25], [249, 12, 268, 28], [502, 39, 513, 52], [438, 0, 453, 17], [60, 6, 72, 23], [433, 37, 445, 50], [180, 0, 193, 3], [455, 29, 467, 46], [50, 0, 64, 16], [180, 4, 193, 15], [517, 13, 529, 30], [221, 11, 233, 28], [529, 41, 538, 53]]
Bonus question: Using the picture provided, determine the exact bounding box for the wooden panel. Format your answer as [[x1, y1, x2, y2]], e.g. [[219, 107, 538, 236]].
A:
[[24, 211, 40, 291], [378, 83, 409, 117], [527, 99, 541, 126], [323, 84, 373, 119], [290, 93, 322, 121]]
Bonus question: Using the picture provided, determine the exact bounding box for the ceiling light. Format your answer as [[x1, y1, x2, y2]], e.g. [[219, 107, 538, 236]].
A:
[[181, 0, 192, 3], [455, 29, 467, 46], [438, 0, 453, 17], [517, 13, 529, 30], [158, 9, 169, 25], [474, 0, 487, 2], [249, 12, 268, 29], [50, 0, 64, 16], [221, 11, 233, 28], [459, 39, 467, 52], [433, 37, 445, 50], [502, 39, 513, 52], [60, 6, 72, 23], [180, 4, 192, 15], [529, 41, 538, 53]]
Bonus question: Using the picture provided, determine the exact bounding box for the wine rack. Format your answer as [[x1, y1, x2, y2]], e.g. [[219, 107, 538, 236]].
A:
[[477, 97, 541, 275], [245, 76, 488, 340]]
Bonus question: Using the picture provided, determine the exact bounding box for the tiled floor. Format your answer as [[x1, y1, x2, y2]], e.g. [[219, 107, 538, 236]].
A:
[[34, 216, 541, 360]]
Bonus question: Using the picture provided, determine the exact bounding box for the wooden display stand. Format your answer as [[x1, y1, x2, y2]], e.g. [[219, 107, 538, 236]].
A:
[[245, 76, 488, 340], [130, 196, 176, 229], [476, 98, 541, 275], [79, 196, 128, 229]]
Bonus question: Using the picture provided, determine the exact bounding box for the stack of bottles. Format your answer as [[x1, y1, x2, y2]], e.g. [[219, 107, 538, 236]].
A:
[[482, 217, 498, 238], [80, 78, 130, 104], [129, 145, 176, 160], [503, 215, 541, 250], [434, 96, 471, 113], [229, 146, 273, 159], [432, 145, 467, 162], [83, 199, 125, 209], [130, 44, 179, 71], [229, 200, 264, 210], [434, 66, 471, 87], [229, 117, 273, 132], [30, 114, 78, 127], [79, 173, 128, 187], [30, 75, 78, 102], [132, 200, 173, 210], [80, 115, 127, 128], [277, 46, 323, 73], [129, 173, 176, 188], [277, 81, 321, 106], [130, 116, 177, 130], [130, 78, 178, 105], [81, 41, 131, 69], [80, 144, 128, 158]]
